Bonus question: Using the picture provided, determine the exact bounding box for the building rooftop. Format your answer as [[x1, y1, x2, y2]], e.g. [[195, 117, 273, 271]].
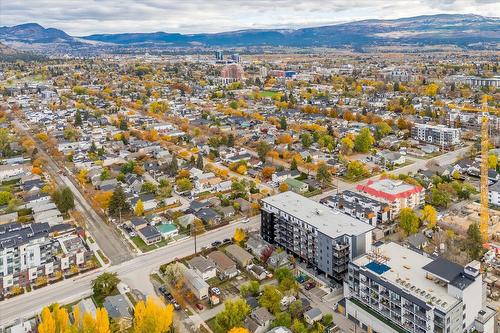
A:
[[356, 178, 423, 201], [261, 191, 373, 238], [353, 242, 463, 312]]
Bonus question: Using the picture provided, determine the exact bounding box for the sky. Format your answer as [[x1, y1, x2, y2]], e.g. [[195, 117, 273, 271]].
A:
[[1, 0, 499, 36]]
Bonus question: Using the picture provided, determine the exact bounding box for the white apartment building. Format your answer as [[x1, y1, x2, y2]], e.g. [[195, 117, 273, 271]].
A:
[[345, 242, 496, 333], [411, 123, 461, 147]]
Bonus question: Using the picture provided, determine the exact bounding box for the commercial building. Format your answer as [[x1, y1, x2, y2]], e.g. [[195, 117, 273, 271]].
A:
[[220, 63, 244, 84], [411, 123, 461, 148], [260, 191, 373, 283], [356, 178, 425, 217], [345, 242, 496, 333]]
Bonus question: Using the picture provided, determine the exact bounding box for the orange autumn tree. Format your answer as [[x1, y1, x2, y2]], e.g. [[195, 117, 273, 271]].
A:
[[228, 328, 250, 333]]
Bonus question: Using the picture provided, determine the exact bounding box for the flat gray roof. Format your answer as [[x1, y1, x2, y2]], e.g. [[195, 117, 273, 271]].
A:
[[261, 191, 373, 238]]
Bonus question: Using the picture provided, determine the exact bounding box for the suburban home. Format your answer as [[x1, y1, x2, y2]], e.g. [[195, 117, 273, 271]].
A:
[[304, 308, 323, 325], [272, 170, 300, 183], [234, 197, 251, 213], [247, 264, 267, 280], [176, 214, 196, 228], [137, 225, 162, 245], [156, 223, 178, 239], [244, 307, 275, 333], [207, 250, 239, 279], [129, 217, 148, 230], [225, 244, 254, 267], [183, 268, 209, 300], [187, 256, 217, 280], [268, 251, 292, 270], [407, 232, 428, 250], [103, 295, 132, 321], [195, 208, 221, 225], [284, 178, 308, 194], [245, 234, 271, 257], [0, 164, 32, 181], [219, 205, 236, 219], [375, 150, 406, 166]]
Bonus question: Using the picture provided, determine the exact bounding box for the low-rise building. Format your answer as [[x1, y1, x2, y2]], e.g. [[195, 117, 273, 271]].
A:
[[183, 268, 209, 300], [411, 123, 460, 147]]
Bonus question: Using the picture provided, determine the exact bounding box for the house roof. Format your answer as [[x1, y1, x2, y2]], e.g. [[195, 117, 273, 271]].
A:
[[103, 295, 131, 319], [225, 244, 254, 264], [138, 225, 161, 240], [207, 250, 236, 270], [188, 256, 216, 273]]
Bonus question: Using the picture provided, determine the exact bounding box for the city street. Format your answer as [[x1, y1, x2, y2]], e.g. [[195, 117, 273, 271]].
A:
[[0, 216, 260, 326]]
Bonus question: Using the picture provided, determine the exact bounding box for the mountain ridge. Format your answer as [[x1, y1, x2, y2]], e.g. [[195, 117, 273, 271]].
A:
[[1, 14, 498, 52]]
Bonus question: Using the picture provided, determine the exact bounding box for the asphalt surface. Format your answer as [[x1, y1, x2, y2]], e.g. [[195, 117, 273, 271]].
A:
[[13, 119, 134, 264], [0, 216, 260, 326]]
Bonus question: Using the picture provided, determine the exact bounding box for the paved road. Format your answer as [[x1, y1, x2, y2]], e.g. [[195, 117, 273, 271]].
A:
[[0, 216, 260, 326], [13, 119, 134, 265]]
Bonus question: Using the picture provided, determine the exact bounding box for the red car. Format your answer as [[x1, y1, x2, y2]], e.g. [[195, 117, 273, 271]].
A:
[[195, 303, 204, 311], [304, 281, 316, 290]]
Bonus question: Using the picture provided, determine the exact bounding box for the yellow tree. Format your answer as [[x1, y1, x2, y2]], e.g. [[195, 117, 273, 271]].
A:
[[135, 199, 144, 216], [95, 308, 111, 333], [229, 328, 250, 333], [234, 228, 246, 244], [421, 205, 438, 229], [38, 307, 56, 333], [133, 297, 173, 333], [279, 183, 289, 193]]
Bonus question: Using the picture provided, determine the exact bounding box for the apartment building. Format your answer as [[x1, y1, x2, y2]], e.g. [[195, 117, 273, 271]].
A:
[[0, 222, 91, 293], [356, 178, 425, 217], [320, 190, 391, 227], [345, 242, 496, 333], [260, 191, 373, 283], [411, 123, 461, 148]]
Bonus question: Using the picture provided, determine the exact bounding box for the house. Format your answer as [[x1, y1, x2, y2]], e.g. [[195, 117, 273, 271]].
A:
[[245, 234, 271, 257], [195, 208, 221, 225], [207, 250, 239, 279], [103, 295, 132, 320], [407, 232, 428, 250], [244, 307, 275, 333], [272, 170, 300, 183], [0, 164, 31, 181], [268, 251, 291, 270], [177, 214, 196, 228], [234, 197, 251, 212], [183, 268, 209, 300], [156, 223, 178, 239], [73, 298, 97, 320], [187, 256, 217, 280], [138, 225, 162, 245], [375, 150, 406, 166], [129, 217, 148, 230], [219, 205, 236, 219], [225, 244, 254, 267], [303, 308, 323, 325], [284, 178, 308, 194], [131, 193, 157, 211], [247, 264, 267, 280]]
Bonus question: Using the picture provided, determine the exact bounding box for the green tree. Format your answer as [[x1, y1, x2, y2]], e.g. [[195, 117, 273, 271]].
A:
[[256, 141, 271, 162], [60, 187, 75, 213], [300, 133, 313, 148], [176, 178, 193, 192], [0, 191, 12, 205], [196, 153, 204, 170], [259, 285, 282, 315], [275, 267, 293, 283], [290, 158, 298, 171], [375, 121, 392, 139], [74, 110, 83, 126], [316, 163, 332, 186], [289, 300, 303, 318], [100, 168, 110, 181], [280, 117, 287, 130], [92, 272, 120, 297], [169, 155, 178, 176], [346, 161, 369, 180], [291, 319, 306, 333], [399, 208, 419, 236], [467, 223, 484, 260], [227, 133, 235, 147], [214, 298, 251, 332], [354, 128, 374, 153], [108, 187, 130, 218], [240, 280, 260, 297], [340, 136, 354, 155], [429, 187, 451, 208], [272, 312, 292, 328], [141, 182, 157, 194]]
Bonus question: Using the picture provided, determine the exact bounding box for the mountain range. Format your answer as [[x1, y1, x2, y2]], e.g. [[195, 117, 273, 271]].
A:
[[0, 14, 498, 54]]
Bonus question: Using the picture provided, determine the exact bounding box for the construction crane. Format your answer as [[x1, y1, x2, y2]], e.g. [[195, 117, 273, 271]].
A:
[[480, 101, 489, 241]]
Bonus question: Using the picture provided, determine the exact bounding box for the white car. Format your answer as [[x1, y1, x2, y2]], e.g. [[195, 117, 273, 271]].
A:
[[211, 287, 221, 295]]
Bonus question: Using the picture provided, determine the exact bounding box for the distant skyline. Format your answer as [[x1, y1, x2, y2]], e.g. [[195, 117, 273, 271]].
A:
[[1, 0, 499, 36]]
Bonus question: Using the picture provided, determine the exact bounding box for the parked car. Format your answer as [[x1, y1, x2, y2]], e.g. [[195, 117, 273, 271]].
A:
[[223, 238, 231, 244], [195, 303, 204, 311], [211, 287, 221, 296], [304, 281, 316, 290], [211, 241, 222, 247]]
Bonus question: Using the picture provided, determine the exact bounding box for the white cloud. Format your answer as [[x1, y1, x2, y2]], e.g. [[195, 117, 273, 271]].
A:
[[0, 0, 498, 35]]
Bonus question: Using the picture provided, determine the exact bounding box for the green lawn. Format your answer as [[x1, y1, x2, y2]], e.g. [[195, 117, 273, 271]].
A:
[[131, 236, 169, 252], [260, 90, 279, 98]]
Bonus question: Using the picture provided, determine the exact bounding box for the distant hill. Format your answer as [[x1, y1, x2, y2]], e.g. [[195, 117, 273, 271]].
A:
[[1, 14, 498, 52]]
